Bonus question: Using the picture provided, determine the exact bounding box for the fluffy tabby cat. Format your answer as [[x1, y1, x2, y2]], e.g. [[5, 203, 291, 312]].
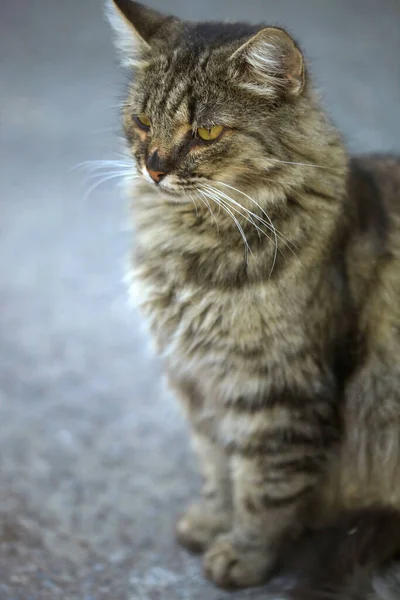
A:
[[106, 0, 400, 596]]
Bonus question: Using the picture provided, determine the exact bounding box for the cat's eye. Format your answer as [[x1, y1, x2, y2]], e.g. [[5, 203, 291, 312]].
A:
[[197, 125, 224, 141], [135, 114, 151, 130]]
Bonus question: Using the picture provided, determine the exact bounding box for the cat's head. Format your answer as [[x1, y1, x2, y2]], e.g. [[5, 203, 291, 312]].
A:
[[106, 0, 309, 203]]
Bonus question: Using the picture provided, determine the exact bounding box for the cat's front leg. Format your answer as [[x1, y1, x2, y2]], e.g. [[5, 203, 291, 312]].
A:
[[169, 377, 232, 552], [204, 454, 312, 588], [176, 432, 232, 552], [204, 396, 338, 589]]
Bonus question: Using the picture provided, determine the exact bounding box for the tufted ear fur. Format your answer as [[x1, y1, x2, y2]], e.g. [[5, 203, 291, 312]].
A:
[[229, 27, 305, 98], [105, 0, 169, 66]]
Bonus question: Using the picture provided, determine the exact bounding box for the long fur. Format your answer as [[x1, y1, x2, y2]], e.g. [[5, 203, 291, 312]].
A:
[[105, 1, 400, 595]]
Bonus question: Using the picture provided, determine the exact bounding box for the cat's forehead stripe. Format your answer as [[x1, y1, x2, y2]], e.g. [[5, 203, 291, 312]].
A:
[[144, 66, 196, 124], [152, 71, 188, 118], [143, 47, 215, 120], [164, 80, 191, 121]]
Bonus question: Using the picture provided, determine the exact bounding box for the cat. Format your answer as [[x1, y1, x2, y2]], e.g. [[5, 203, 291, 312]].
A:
[[275, 507, 400, 600], [105, 0, 400, 595]]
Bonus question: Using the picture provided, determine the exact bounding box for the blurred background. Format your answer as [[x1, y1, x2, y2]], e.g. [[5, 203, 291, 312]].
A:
[[0, 0, 399, 598]]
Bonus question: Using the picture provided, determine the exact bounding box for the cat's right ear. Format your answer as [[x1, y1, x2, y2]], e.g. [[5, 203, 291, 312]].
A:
[[105, 0, 168, 67]]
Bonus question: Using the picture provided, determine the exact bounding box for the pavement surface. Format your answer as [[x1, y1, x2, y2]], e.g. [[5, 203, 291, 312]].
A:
[[0, 0, 399, 598]]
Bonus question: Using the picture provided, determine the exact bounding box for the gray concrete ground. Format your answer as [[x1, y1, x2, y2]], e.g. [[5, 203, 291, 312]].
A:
[[0, 0, 399, 598]]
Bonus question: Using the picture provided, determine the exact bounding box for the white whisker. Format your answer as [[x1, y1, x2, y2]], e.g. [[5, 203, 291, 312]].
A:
[[213, 179, 299, 261], [74, 159, 130, 169], [82, 172, 140, 203], [188, 191, 199, 217], [204, 184, 269, 244], [196, 190, 219, 233], [200, 189, 253, 262], [207, 189, 262, 238], [205, 183, 278, 275], [196, 193, 212, 220], [266, 158, 341, 172], [202, 185, 281, 268], [214, 180, 278, 238], [84, 169, 134, 183]]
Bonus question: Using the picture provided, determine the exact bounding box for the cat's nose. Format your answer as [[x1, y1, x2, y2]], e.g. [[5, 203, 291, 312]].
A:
[[147, 169, 167, 184], [146, 150, 170, 184]]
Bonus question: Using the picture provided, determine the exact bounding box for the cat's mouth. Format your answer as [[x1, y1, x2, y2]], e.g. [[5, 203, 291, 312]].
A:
[[140, 168, 197, 202]]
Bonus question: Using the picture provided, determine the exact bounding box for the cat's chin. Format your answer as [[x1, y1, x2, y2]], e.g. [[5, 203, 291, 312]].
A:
[[163, 194, 193, 205], [145, 182, 193, 204]]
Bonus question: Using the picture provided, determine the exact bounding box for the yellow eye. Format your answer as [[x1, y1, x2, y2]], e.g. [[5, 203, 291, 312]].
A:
[[135, 114, 151, 130], [197, 125, 224, 141]]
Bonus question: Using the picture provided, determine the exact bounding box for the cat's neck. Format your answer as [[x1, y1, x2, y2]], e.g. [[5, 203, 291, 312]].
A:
[[131, 161, 347, 288]]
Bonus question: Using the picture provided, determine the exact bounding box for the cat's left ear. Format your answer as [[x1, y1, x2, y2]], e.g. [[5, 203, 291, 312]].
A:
[[229, 27, 305, 98], [105, 0, 170, 66]]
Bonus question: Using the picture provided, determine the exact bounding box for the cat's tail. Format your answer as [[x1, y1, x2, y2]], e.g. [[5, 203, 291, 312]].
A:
[[272, 507, 400, 600]]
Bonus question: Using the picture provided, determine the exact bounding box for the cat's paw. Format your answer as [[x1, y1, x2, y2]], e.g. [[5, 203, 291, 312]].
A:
[[203, 533, 274, 589], [176, 503, 231, 554]]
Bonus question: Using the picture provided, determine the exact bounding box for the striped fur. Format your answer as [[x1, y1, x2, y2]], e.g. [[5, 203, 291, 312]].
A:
[[107, 1, 400, 592]]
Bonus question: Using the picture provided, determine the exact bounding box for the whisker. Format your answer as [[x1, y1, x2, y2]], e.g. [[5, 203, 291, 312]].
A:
[[74, 159, 134, 173], [204, 184, 268, 243], [196, 193, 213, 221], [196, 190, 219, 233], [202, 186, 280, 268], [84, 163, 134, 173], [188, 191, 199, 217], [213, 180, 299, 258], [213, 180, 278, 242], [266, 158, 341, 172], [82, 172, 140, 203], [200, 189, 253, 262], [84, 170, 135, 183], [199, 189, 250, 259], [204, 183, 279, 275]]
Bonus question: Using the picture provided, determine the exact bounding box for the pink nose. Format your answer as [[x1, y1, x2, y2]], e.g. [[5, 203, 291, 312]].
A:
[[147, 169, 166, 184]]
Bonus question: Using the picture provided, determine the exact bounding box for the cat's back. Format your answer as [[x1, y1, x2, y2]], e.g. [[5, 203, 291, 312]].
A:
[[349, 154, 400, 224], [347, 153, 400, 265], [346, 154, 400, 346]]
